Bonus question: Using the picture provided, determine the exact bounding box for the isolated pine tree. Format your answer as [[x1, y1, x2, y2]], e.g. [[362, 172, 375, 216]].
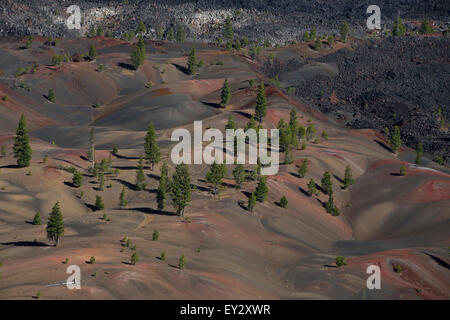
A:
[[135, 158, 147, 191], [171, 163, 191, 216], [87, 128, 95, 169], [95, 195, 105, 211], [119, 186, 128, 207], [221, 79, 231, 107], [131, 252, 139, 265], [157, 162, 169, 210], [247, 192, 256, 212], [144, 122, 160, 170], [98, 172, 105, 191], [136, 20, 146, 35], [89, 44, 97, 60], [223, 16, 234, 42], [46, 202, 64, 246], [233, 164, 245, 189], [307, 178, 317, 196], [392, 16, 406, 36], [32, 211, 41, 225], [280, 196, 288, 208], [176, 26, 186, 43], [389, 126, 402, 154], [298, 158, 308, 178], [206, 161, 227, 197], [340, 21, 349, 42], [254, 81, 267, 123], [343, 165, 354, 190], [13, 114, 32, 167], [255, 177, 268, 203], [47, 88, 55, 102], [419, 19, 434, 35], [72, 170, 82, 188], [415, 142, 424, 165], [131, 37, 145, 70], [321, 171, 333, 195], [178, 254, 186, 269], [167, 28, 175, 41], [187, 46, 197, 75]]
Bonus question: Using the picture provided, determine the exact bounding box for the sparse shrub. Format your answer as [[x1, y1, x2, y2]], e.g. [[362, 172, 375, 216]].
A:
[[419, 19, 434, 35], [89, 256, 96, 264], [152, 229, 160, 241], [32, 211, 41, 225], [160, 252, 166, 261], [72, 170, 82, 188], [47, 88, 55, 103], [1, 145, 6, 156], [95, 195, 105, 211], [394, 264, 402, 273], [131, 252, 138, 265], [178, 254, 186, 269], [336, 255, 347, 267], [279, 196, 288, 208], [247, 193, 256, 212], [400, 166, 406, 176]]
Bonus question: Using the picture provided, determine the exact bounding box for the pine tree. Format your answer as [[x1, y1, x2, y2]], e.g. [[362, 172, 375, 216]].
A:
[[171, 163, 191, 216], [321, 130, 329, 140], [314, 38, 322, 51], [220, 79, 231, 107], [206, 161, 227, 197], [72, 170, 82, 188], [306, 123, 315, 141], [419, 19, 434, 35], [255, 177, 268, 202], [392, 16, 406, 36], [98, 172, 105, 191], [47, 88, 55, 102], [415, 142, 424, 165], [46, 202, 64, 246], [176, 26, 186, 43], [233, 164, 245, 189], [178, 254, 186, 269], [89, 44, 97, 60], [343, 165, 354, 190], [13, 114, 32, 167], [223, 16, 234, 42], [1, 145, 6, 156], [325, 190, 339, 216], [247, 193, 256, 212], [340, 21, 349, 42], [87, 128, 95, 169], [136, 20, 146, 35], [400, 165, 406, 176], [152, 229, 160, 241], [95, 195, 105, 211], [310, 27, 317, 40], [280, 196, 288, 208], [389, 125, 402, 154], [144, 122, 160, 170], [119, 186, 128, 206], [135, 158, 147, 191], [336, 255, 347, 267], [289, 109, 298, 135], [255, 81, 267, 123], [298, 158, 308, 178], [321, 171, 333, 195], [307, 178, 317, 196], [131, 252, 139, 265], [157, 162, 169, 210], [187, 46, 197, 75], [131, 37, 145, 70], [167, 28, 175, 41], [225, 116, 236, 130], [32, 211, 41, 225]]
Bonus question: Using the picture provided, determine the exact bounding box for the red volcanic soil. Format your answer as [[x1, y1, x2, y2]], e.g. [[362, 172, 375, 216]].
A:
[[406, 179, 450, 203]]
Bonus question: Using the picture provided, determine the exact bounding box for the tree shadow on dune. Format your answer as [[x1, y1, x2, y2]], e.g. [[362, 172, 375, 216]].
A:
[[171, 63, 189, 75], [200, 101, 223, 109], [113, 154, 141, 160], [298, 186, 310, 197], [118, 62, 136, 70], [374, 140, 393, 153], [113, 178, 138, 191], [2, 240, 51, 247], [0, 164, 21, 169], [127, 207, 176, 216]]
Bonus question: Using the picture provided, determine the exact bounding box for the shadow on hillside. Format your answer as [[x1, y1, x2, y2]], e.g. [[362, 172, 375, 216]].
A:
[[2, 240, 51, 247], [374, 140, 393, 153], [118, 62, 135, 70], [201, 101, 223, 109], [129, 207, 175, 216], [113, 178, 138, 191], [113, 154, 141, 160], [171, 63, 189, 75], [0, 164, 21, 169]]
